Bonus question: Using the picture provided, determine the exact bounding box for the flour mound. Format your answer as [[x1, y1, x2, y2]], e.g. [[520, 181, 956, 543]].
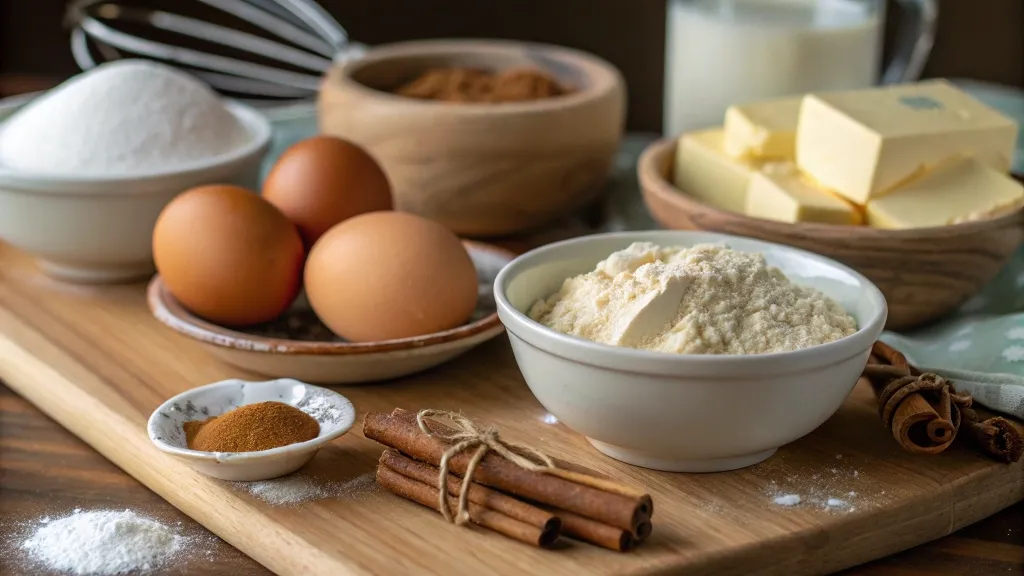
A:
[[529, 242, 857, 355], [21, 509, 187, 575], [0, 59, 249, 176]]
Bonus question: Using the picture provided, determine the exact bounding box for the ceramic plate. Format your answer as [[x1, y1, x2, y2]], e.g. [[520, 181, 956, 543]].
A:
[[148, 241, 514, 384], [147, 378, 356, 481]]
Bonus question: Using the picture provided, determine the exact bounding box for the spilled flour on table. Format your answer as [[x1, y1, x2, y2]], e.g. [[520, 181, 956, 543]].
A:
[[237, 471, 378, 506]]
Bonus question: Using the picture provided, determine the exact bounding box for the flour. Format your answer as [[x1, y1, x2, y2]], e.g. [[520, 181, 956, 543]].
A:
[[19, 509, 188, 575], [239, 471, 378, 506], [296, 392, 344, 425], [529, 242, 857, 354], [773, 494, 801, 506], [0, 60, 249, 176]]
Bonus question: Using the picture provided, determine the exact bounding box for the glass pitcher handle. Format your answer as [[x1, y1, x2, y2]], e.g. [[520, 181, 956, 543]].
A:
[[881, 0, 939, 84]]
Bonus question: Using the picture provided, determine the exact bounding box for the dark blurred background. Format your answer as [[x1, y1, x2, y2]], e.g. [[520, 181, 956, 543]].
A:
[[1, 0, 1022, 131]]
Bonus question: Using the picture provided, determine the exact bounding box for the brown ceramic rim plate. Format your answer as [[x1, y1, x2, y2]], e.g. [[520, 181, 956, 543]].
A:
[[638, 137, 1024, 238], [147, 240, 513, 356]]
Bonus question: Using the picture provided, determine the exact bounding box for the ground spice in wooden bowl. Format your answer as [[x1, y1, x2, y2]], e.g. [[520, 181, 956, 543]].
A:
[[184, 401, 320, 453], [394, 67, 571, 103]]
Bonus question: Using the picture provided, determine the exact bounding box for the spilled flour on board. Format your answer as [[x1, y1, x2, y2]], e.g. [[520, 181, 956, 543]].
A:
[[757, 454, 891, 513], [237, 471, 379, 506], [3, 508, 218, 575]]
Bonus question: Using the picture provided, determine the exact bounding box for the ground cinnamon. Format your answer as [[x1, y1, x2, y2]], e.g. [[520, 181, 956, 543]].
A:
[[184, 401, 319, 453], [394, 66, 570, 103]]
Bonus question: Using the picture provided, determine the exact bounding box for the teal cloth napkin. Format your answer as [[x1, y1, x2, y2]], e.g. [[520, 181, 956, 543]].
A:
[[880, 245, 1024, 419]]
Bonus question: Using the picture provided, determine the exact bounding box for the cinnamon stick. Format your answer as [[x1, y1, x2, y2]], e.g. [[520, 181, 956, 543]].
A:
[[872, 341, 909, 369], [363, 410, 650, 533], [375, 465, 560, 548], [962, 407, 1024, 464], [379, 450, 560, 534], [541, 504, 649, 552], [380, 449, 647, 552], [890, 388, 955, 455], [872, 372, 967, 454]]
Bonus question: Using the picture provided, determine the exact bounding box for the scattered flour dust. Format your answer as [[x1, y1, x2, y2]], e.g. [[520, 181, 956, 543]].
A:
[[17, 509, 191, 575], [238, 471, 378, 506], [529, 242, 857, 355], [762, 454, 887, 513]]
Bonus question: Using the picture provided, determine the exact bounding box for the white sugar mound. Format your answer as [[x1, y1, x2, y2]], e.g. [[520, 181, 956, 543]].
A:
[[0, 59, 250, 176], [20, 509, 187, 575]]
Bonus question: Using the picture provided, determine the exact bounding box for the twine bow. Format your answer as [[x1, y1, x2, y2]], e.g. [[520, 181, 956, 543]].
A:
[[416, 409, 558, 525]]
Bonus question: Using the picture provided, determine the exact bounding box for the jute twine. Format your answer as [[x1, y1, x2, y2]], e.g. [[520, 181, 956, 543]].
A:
[[416, 409, 560, 525]]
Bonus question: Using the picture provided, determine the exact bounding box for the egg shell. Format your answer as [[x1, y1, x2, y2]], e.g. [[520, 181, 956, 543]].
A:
[[262, 136, 393, 249], [304, 211, 478, 342], [153, 185, 305, 326]]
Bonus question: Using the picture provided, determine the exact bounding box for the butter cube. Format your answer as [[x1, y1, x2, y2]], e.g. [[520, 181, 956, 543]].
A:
[[746, 164, 862, 225], [673, 129, 757, 213], [796, 80, 1018, 204], [866, 156, 1024, 229], [724, 98, 801, 160]]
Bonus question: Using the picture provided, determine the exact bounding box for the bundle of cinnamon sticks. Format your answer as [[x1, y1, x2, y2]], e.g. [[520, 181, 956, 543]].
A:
[[364, 408, 653, 551], [862, 341, 1023, 463]]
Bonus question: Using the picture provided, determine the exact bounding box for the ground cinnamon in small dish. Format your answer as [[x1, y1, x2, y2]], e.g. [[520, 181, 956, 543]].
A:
[[184, 401, 319, 452], [394, 67, 570, 103]]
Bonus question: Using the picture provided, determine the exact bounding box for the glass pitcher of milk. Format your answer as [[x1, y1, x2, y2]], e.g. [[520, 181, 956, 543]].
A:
[[663, 0, 938, 135]]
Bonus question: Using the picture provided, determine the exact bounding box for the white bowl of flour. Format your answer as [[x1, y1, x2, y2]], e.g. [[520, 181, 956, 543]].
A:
[[0, 60, 271, 283], [495, 230, 887, 473]]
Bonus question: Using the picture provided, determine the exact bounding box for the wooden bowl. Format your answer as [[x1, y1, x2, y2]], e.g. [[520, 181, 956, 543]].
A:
[[147, 241, 514, 384], [638, 138, 1024, 331], [318, 39, 626, 237]]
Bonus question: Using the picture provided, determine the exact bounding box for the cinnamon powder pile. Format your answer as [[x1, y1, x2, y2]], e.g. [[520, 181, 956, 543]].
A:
[[184, 401, 319, 453], [394, 67, 570, 103]]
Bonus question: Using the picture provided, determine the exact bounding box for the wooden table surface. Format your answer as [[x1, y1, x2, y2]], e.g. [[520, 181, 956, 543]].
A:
[[2, 378, 1021, 576]]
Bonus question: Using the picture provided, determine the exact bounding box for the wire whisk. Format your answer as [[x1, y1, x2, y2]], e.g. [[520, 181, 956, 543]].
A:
[[65, 0, 366, 103]]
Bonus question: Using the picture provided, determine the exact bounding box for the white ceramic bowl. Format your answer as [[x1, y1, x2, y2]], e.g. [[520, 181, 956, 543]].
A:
[[494, 230, 887, 473], [0, 101, 271, 283], [147, 378, 356, 481]]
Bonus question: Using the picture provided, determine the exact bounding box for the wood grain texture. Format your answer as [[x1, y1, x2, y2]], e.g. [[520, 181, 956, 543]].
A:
[[0, 243, 1021, 576], [318, 39, 627, 237], [637, 138, 1024, 331], [3, 381, 1020, 576]]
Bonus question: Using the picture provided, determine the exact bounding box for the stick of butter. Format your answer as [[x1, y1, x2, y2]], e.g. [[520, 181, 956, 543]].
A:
[[866, 156, 1024, 229], [723, 98, 801, 160], [796, 79, 1018, 205], [673, 129, 757, 213], [746, 163, 862, 225]]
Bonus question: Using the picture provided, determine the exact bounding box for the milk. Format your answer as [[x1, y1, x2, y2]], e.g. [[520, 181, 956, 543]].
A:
[[663, 0, 882, 136]]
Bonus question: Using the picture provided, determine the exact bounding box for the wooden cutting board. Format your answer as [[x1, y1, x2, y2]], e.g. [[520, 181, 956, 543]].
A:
[[0, 243, 1020, 576]]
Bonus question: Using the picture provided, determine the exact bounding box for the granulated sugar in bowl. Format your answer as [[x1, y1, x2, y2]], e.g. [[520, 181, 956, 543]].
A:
[[0, 59, 271, 283], [0, 59, 249, 176]]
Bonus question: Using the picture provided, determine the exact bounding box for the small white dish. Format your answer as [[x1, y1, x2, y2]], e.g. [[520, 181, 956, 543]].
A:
[[147, 378, 356, 481], [0, 100, 271, 284], [148, 241, 514, 384], [494, 230, 887, 473]]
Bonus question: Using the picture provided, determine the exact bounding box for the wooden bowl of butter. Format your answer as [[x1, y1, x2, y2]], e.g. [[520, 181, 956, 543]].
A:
[[639, 79, 1024, 331], [318, 39, 626, 237]]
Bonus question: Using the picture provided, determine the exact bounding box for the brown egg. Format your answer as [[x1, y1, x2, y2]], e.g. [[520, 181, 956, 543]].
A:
[[304, 211, 478, 342], [262, 136, 393, 249], [153, 184, 305, 326]]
